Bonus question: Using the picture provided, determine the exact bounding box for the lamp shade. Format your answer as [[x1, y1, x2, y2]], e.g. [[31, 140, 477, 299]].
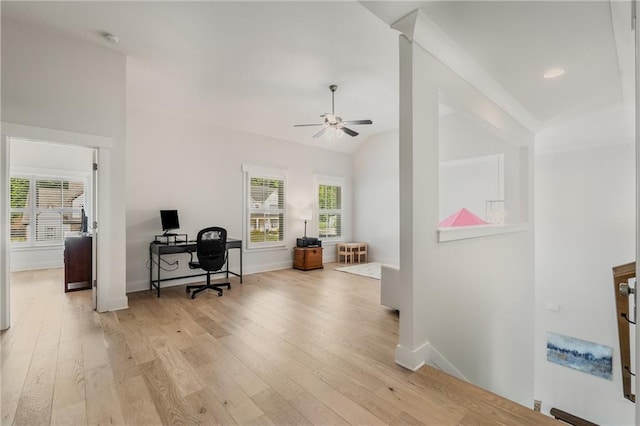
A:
[[299, 210, 312, 221]]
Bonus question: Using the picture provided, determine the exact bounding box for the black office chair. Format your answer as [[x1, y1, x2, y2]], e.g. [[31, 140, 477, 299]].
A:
[[186, 227, 231, 298]]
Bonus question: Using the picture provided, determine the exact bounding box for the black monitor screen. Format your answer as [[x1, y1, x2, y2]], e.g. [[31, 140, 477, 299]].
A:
[[160, 210, 180, 232]]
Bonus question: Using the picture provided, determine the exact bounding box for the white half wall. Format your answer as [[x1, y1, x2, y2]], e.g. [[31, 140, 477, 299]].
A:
[[534, 140, 635, 424], [396, 11, 535, 406], [126, 107, 353, 292], [353, 130, 399, 266], [2, 18, 127, 312]]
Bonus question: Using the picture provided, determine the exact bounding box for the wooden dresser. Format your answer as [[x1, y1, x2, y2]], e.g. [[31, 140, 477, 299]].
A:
[[64, 235, 92, 292], [293, 247, 323, 271]]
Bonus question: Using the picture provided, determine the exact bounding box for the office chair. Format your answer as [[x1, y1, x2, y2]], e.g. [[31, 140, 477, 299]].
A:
[[186, 227, 231, 298]]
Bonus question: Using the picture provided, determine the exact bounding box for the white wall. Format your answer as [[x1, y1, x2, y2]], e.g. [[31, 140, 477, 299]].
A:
[[352, 130, 399, 266], [2, 19, 128, 311], [535, 142, 635, 424], [396, 21, 535, 406], [126, 107, 353, 292], [10, 140, 93, 271], [439, 111, 526, 224]]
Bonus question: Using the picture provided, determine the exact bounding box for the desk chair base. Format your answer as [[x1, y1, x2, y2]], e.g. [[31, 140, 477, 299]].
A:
[[185, 272, 230, 299]]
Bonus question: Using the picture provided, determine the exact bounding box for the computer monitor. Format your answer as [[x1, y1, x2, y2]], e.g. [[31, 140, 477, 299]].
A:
[[81, 206, 88, 233], [160, 210, 180, 235]]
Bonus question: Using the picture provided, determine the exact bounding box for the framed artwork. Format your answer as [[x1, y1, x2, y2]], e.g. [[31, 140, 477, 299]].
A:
[[547, 332, 613, 380]]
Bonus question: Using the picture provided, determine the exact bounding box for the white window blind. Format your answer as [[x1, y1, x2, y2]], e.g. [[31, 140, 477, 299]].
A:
[[10, 175, 86, 246], [10, 177, 30, 244], [318, 182, 342, 239], [245, 167, 287, 249]]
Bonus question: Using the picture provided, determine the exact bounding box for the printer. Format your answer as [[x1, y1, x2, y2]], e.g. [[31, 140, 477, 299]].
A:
[[296, 237, 321, 247]]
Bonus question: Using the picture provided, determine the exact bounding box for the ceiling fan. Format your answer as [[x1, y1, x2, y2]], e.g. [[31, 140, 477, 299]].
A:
[[294, 84, 372, 138]]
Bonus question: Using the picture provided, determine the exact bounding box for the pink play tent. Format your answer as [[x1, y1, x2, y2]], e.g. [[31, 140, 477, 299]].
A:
[[439, 208, 487, 227]]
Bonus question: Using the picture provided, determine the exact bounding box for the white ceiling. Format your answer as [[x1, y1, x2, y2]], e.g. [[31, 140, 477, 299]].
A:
[[2, 1, 633, 153], [364, 0, 632, 126]]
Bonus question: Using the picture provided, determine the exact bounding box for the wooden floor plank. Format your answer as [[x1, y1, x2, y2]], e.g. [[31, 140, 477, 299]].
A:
[[138, 359, 200, 425], [184, 385, 238, 425], [196, 361, 265, 424], [51, 341, 85, 417], [12, 347, 58, 425], [218, 334, 307, 401], [5, 266, 557, 426], [50, 399, 87, 425], [278, 360, 388, 426], [288, 391, 350, 425], [84, 364, 125, 425], [115, 374, 163, 425], [250, 388, 311, 425]]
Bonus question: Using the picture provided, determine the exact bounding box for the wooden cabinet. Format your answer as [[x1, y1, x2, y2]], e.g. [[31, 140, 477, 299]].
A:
[[64, 236, 92, 292], [293, 247, 323, 271]]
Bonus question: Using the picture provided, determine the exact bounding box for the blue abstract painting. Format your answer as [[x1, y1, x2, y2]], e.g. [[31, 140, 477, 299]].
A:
[[546, 332, 613, 380]]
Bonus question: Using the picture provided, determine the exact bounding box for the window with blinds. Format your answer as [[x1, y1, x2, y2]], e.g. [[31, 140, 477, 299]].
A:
[[318, 183, 342, 239], [10, 175, 86, 246], [247, 175, 286, 248]]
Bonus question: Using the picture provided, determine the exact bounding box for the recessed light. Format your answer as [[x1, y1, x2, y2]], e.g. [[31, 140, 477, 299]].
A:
[[103, 33, 120, 44], [543, 68, 565, 79]]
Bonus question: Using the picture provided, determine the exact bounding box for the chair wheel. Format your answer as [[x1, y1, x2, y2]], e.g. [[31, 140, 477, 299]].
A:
[[191, 293, 196, 299], [217, 291, 223, 297]]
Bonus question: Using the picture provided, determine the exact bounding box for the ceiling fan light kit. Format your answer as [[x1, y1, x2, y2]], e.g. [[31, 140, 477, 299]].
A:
[[294, 84, 372, 138]]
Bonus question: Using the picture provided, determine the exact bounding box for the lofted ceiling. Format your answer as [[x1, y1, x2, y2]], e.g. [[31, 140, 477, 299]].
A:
[[363, 0, 633, 127], [1, 1, 633, 153]]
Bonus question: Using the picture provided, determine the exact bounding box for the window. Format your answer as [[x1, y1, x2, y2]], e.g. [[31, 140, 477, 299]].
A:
[[317, 180, 343, 239], [10, 175, 87, 246], [244, 166, 286, 249]]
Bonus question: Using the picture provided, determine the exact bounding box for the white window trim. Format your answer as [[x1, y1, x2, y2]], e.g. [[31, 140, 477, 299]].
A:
[[10, 169, 90, 248], [314, 174, 345, 242], [242, 164, 288, 251]]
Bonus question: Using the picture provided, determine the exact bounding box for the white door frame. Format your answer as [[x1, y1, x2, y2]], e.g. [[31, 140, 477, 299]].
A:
[[1, 136, 10, 330], [634, 1, 639, 422], [1, 122, 113, 330]]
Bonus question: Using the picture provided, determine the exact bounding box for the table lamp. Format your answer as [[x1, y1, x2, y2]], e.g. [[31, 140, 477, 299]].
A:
[[300, 210, 312, 238]]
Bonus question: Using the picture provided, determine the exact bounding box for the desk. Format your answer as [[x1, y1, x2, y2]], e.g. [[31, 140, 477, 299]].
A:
[[149, 238, 242, 297]]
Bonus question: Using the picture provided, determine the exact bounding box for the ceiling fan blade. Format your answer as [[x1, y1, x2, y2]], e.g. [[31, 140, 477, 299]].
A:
[[340, 127, 358, 137], [294, 123, 324, 127], [313, 127, 328, 138], [342, 119, 372, 125]]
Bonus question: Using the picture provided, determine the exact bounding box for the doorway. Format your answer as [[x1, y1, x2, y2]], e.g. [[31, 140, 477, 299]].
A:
[[8, 138, 96, 307], [1, 123, 113, 330]]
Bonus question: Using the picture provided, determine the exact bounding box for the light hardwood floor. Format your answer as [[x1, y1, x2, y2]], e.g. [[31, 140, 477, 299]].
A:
[[2, 266, 556, 425]]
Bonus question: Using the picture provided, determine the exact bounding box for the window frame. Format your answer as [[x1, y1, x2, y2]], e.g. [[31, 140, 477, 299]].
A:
[[10, 169, 90, 248], [315, 174, 344, 242], [243, 165, 288, 250]]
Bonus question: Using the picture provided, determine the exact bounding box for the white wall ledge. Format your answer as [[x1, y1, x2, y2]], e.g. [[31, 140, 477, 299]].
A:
[[437, 223, 529, 242]]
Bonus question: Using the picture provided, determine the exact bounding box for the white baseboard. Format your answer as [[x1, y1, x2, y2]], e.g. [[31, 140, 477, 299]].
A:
[[10, 260, 63, 272], [127, 276, 208, 294], [242, 260, 292, 275], [428, 344, 469, 382], [106, 296, 129, 311], [395, 341, 469, 382], [126, 261, 293, 294], [395, 341, 430, 371]]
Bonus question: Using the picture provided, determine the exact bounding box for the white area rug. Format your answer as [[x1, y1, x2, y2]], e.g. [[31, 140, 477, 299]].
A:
[[334, 262, 381, 280]]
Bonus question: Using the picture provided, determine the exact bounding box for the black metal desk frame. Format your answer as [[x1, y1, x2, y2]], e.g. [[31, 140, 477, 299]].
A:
[[149, 238, 242, 297]]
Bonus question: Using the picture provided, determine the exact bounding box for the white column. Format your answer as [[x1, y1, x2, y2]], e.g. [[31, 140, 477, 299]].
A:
[[1, 136, 11, 330]]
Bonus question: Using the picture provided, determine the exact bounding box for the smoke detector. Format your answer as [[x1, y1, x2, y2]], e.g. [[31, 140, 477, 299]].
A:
[[103, 33, 120, 44]]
